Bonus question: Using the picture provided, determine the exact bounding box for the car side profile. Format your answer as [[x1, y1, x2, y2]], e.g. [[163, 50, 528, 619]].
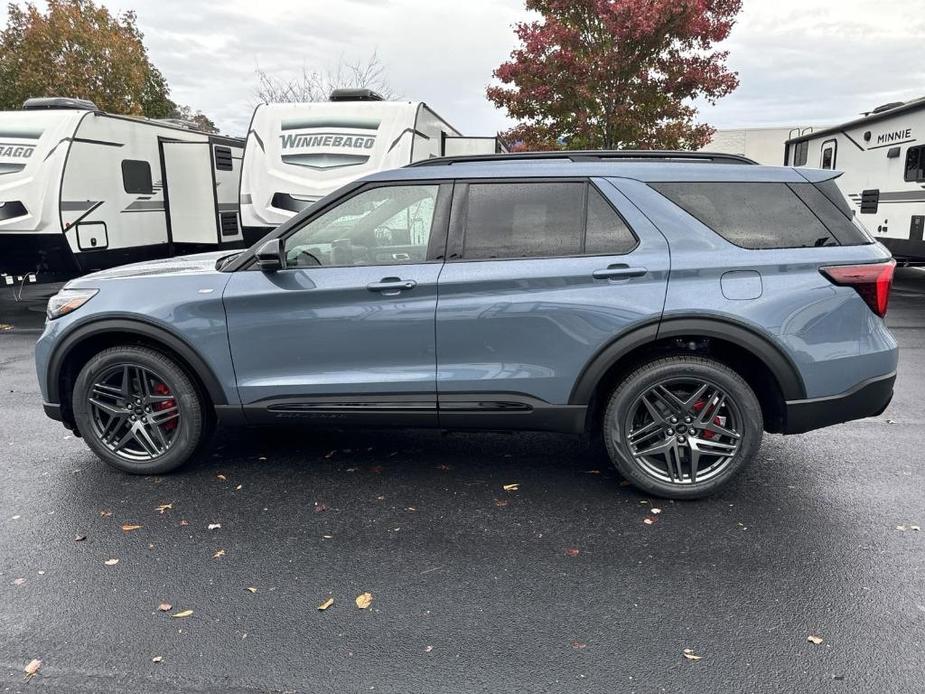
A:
[[35, 151, 898, 499]]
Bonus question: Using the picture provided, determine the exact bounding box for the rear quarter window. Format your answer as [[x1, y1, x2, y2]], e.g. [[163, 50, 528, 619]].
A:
[[650, 181, 868, 249]]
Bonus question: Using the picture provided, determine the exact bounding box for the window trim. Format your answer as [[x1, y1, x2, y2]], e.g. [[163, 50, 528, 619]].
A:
[[446, 177, 640, 263], [121, 159, 153, 195], [272, 180, 453, 270]]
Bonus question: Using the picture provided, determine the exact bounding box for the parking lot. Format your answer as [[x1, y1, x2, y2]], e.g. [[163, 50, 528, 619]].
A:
[[1, 270, 923, 693]]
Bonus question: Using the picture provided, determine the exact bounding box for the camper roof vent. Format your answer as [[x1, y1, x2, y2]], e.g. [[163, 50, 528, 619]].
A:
[[868, 101, 905, 115], [23, 97, 98, 111], [154, 118, 199, 130], [329, 88, 384, 102]]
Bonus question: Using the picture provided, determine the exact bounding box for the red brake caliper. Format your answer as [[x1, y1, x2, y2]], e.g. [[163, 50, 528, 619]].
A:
[[692, 400, 725, 440], [152, 382, 177, 431]]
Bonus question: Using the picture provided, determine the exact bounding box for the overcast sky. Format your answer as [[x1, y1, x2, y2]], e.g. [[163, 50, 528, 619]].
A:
[[3, 0, 925, 137]]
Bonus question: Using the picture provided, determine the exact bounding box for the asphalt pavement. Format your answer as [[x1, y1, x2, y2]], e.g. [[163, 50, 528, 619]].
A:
[[1, 270, 923, 693]]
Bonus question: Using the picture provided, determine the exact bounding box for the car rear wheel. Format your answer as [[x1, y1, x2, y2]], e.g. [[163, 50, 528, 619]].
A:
[[71, 346, 204, 474], [603, 356, 762, 499]]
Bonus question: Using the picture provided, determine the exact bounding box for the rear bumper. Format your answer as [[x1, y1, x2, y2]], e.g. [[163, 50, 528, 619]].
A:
[[783, 372, 895, 434]]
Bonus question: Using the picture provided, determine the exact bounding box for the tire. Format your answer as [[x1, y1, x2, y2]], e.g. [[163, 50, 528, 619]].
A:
[[71, 345, 205, 474], [603, 355, 762, 500]]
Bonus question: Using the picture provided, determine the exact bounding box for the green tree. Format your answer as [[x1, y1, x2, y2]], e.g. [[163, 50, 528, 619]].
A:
[[0, 0, 171, 116], [488, 0, 742, 151]]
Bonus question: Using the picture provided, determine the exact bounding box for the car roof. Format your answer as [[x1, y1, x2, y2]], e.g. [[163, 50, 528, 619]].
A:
[[363, 161, 839, 184]]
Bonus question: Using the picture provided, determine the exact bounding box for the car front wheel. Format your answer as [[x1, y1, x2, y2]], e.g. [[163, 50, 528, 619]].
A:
[[71, 345, 204, 474], [603, 356, 763, 499]]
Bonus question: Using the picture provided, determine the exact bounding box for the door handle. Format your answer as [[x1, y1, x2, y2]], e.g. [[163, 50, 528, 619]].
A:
[[366, 277, 417, 293], [592, 264, 648, 281]]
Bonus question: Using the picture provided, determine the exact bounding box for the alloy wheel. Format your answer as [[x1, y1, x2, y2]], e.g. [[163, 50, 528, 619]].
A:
[[622, 377, 743, 485], [87, 364, 180, 461]]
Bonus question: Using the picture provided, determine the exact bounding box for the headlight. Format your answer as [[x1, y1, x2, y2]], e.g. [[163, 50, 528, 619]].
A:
[[46, 288, 98, 320]]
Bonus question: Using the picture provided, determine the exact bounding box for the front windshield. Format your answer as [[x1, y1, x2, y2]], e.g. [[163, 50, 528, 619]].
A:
[[284, 185, 439, 268]]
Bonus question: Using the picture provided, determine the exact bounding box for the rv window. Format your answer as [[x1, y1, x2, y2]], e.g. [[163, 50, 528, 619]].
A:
[[651, 182, 838, 249], [463, 182, 585, 259], [792, 141, 809, 167], [121, 160, 153, 194], [284, 185, 440, 268], [904, 145, 925, 182]]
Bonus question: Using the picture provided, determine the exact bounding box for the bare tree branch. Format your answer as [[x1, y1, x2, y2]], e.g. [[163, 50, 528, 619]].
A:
[[255, 51, 396, 104]]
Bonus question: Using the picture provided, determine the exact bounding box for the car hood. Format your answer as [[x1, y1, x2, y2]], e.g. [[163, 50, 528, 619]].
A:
[[68, 251, 236, 283]]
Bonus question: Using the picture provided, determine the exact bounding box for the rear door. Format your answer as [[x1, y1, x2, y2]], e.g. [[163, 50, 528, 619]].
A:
[[161, 140, 219, 246], [435, 177, 669, 427]]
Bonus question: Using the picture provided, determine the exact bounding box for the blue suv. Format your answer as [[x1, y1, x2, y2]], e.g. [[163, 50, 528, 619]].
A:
[[35, 151, 898, 499]]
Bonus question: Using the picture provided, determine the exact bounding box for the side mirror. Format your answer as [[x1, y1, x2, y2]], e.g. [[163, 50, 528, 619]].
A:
[[255, 238, 285, 272]]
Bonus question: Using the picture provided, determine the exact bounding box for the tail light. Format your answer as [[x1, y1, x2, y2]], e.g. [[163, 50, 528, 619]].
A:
[[820, 259, 896, 318]]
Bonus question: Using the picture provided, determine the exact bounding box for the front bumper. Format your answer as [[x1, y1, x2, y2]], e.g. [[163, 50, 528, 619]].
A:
[[783, 372, 895, 435]]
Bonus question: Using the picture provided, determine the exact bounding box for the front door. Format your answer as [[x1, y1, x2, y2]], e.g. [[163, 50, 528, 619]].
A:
[[223, 182, 450, 425]]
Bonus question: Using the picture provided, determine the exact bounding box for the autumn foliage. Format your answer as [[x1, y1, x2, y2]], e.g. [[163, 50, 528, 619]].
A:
[[487, 0, 742, 151], [0, 0, 172, 117]]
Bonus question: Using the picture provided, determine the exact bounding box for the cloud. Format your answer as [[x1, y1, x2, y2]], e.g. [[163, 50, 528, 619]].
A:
[[2, 0, 923, 138]]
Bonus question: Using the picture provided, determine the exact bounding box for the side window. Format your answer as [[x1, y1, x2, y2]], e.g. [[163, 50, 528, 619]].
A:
[[820, 140, 836, 170], [904, 145, 925, 182], [121, 160, 152, 194], [463, 182, 584, 259], [790, 183, 871, 245], [651, 182, 838, 249], [585, 186, 638, 255], [460, 182, 637, 260], [792, 141, 809, 167], [284, 185, 439, 268]]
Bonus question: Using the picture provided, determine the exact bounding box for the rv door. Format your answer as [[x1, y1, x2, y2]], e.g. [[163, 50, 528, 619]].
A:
[[161, 141, 232, 248]]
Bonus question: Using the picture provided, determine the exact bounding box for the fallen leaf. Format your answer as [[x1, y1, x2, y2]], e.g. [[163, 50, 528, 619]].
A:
[[216, 474, 226, 481], [571, 640, 587, 650], [650, 508, 662, 515], [235, 485, 242, 491], [313, 502, 328, 513], [171, 609, 193, 618], [157, 603, 172, 612], [565, 548, 580, 557], [355, 592, 373, 609], [245, 587, 257, 594], [155, 504, 173, 514], [212, 549, 225, 559], [74, 534, 87, 542], [807, 635, 824, 645], [12, 577, 25, 586], [318, 597, 334, 611], [151, 656, 162, 663], [437, 464, 451, 471], [643, 517, 656, 525], [406, 507, 416, 512], [104, 558, 119, 566], [324, 450, 335, 459], [502, 483, 520, 492], [424, 645, 433, 653], [682, 648, 702, 661], [179, 520, 189, 526], [208, 523, 221, 530], [23, 659, 42, 679], [896, 525, 907, 531], [494, 499, 509, 508], [912, 525, 921, 532], [584, 469, 601, 475], [121, 524, 142, 532], [99, 510, 112, 517]]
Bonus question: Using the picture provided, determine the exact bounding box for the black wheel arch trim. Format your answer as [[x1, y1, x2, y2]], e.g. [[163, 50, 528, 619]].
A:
[[568, 316, 806, 405], [46, 317, 229, 407]]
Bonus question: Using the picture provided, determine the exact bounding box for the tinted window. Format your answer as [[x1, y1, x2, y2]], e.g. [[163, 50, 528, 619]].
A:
[[792, 141, 809, 167], [905, 145, 924, 182], [790, 183, 871, 245], [651, 182, 837, 249], [585, 186, 637, 255], [121, 160, 152, 194], [284, 185, 439, 267], [464, 182, 584, 259]]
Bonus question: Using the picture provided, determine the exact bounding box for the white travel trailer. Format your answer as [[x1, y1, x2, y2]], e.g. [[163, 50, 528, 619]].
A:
[[785, 98, 925, 261], [240, 90, 506, 240], [0, 98, 245, 282], [702, 126, 818, 165]]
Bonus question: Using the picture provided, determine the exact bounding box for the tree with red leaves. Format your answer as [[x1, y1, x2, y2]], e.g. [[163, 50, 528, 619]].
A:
[[487, 0, 742, 151]]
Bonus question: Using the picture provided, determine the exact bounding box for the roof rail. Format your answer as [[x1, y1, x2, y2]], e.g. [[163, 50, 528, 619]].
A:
[[409, 150, 758, 167]]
